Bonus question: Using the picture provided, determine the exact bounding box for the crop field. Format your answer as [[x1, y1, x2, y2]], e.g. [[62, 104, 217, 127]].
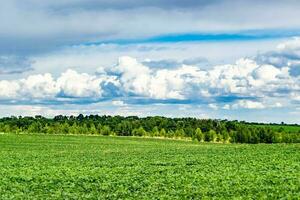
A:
[[0, 134, 299, 199]]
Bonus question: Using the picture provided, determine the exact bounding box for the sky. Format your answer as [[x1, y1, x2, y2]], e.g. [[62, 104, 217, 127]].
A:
[[0, 0, 300, 123]]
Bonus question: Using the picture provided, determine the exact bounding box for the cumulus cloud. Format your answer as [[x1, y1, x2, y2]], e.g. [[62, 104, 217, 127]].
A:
[[57, 69, 103, 98], [114, 56, 151, 97], [0, 69, 119, 101], [256, 37, 300, 77], [230, 100, 283, 110], [0, 55, 297, 106], [0, 39, 299, 111], [20, 73, 59, 99], [0, 80, 20, 99], [252, 65, 281, 81], [232, 100, 266, 109]]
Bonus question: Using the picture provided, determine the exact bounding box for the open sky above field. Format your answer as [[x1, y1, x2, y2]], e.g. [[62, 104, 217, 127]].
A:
[[0, 0, 300, 123]]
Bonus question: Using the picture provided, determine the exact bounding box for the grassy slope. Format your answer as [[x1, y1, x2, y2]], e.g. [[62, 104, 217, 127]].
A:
[[0, 134, 299, 199]]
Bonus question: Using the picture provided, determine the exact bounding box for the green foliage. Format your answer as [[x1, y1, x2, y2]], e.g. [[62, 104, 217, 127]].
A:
[[194, 128, 204, 142], [0, 115, 299, 143], [222, 130, 230, 143], [151, 126, 159, 137], [175, 128, 185, 138], [160, 128, 166, 137], [0, 134, 299, 199], [205, 130, 217, 142], [89, 123, 97, 135], [101, 125, 111, 136], [132, 126, 147, 136]]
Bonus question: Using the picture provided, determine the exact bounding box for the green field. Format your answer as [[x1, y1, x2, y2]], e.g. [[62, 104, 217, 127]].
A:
[[0, 134, 299, 199]]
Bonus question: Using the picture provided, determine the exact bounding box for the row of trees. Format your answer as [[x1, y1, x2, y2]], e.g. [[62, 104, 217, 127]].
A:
[[0, 115, 299, 143]]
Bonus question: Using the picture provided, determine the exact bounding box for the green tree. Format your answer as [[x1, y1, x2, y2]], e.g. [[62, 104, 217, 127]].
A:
[[69, 122, 78, 134], [152, 126, 159, 137], [167, 130, 175, 138], [89, 123, 97, 135], [46, 125, 55, 134], [101, 125, 111, 136], [216, 133, 223, 142], [77, 123, 88, 134], [206, 130, 217, 142], [175, 129, 185, 138], [222, 130, 230, 143], [272, 132, 282, 143], [132, 126, 147, 136], [160, 128, 167, 137], [61, 122, 70, 134], [195, 128, 204, 142]]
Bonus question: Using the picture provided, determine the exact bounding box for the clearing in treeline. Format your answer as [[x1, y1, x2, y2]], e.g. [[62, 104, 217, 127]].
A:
[[0, 134, 299, 199]]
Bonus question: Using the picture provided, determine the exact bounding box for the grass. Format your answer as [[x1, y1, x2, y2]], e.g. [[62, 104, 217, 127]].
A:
[[0, 134, 299, 199]]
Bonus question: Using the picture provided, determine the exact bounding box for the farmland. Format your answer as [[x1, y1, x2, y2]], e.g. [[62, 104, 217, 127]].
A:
[[0, 134, 299, 199]]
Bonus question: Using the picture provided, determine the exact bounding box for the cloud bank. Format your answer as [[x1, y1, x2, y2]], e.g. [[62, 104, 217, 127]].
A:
[[0, 39, 299, 112], [2, 0, 300, 54]]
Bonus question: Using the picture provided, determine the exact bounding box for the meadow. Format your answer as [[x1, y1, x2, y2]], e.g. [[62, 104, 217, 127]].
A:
[[0, 134, 299, 199]]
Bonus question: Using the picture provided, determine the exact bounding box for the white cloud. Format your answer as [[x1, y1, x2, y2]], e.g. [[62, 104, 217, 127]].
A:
[[208, 103, 218, 110], [0, 55, 298, 106], [222, 104, 230, 110], [112, 100, 126, 106], [0, 80, 20, 99], [232, 100, 266, 109], [57, 69, 103, 98], [273, 102, 283, 108], [277, 37, 300, 50], [252, 65, 281, 81], [290, 93, 300, 101], [0, 39, 299, 113], [29, 39, 282, 76], [20, 73, 59, 98], [223, 101, 283, 110], [115, 56, 151, 96]]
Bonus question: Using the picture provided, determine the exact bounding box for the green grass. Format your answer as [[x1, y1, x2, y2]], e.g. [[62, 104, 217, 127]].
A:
[[0, 134, 299, 199]]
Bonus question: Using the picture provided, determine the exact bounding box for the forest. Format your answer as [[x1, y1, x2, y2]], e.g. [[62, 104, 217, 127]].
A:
[[0, 115, 299, 143]]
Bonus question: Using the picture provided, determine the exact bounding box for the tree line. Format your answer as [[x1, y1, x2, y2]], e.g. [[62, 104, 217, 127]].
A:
[[0, 115, 299, 143]]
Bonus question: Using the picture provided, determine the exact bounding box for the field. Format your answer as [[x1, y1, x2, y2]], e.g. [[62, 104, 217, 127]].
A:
[[0, 134, 299, 199]]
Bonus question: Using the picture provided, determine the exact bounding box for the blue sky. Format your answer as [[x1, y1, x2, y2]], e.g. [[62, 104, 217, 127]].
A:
[[0, 0, 300, 123], [82, 30, 300, 45]]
